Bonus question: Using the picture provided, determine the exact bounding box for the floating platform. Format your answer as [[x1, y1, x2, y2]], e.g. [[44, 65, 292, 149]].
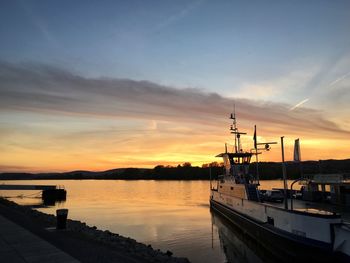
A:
[[0, 184, 67, 205]]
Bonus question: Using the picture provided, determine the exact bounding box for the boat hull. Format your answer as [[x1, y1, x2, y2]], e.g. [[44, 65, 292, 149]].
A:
[[210, 198, 347, 262]]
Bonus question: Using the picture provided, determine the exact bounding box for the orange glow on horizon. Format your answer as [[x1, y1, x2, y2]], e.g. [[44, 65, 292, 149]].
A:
[[1, 99, 349, 173], [1, 134, 349, 173]]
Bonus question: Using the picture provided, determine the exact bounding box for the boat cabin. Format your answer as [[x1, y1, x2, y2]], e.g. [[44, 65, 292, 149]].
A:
[[215, 151, 259, 201], [216, 152, 253, 184], [211, 111, 260, 201]]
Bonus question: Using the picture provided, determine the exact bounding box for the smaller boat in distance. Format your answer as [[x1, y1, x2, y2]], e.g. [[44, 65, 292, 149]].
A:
[[210, 111, 350, 262]]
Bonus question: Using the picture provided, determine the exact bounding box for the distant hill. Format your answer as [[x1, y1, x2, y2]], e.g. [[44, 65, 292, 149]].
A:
[[1, 159, 350, 180]]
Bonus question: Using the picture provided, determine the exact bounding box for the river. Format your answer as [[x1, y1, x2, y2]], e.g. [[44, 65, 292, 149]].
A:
[[0, 180, 302, 263]]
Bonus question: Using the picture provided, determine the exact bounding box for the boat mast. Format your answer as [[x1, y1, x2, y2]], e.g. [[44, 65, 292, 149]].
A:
[[230, 106, 246, 153]]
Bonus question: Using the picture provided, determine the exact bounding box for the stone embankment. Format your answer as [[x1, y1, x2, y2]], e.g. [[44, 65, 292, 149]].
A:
[[0, 198, 190, 263]]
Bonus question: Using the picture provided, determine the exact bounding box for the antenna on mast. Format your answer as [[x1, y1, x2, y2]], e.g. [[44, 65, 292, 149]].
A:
[[230, 105, 246, 153], [230, 104, 238, 152], [252, 125, 278, 184]]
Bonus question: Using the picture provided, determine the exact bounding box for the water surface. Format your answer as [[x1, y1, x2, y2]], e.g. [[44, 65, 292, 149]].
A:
[[0, 179, 302, 263]]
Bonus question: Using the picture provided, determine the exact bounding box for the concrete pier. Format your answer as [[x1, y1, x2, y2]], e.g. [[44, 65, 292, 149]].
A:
[[0, 215, 79, 263]]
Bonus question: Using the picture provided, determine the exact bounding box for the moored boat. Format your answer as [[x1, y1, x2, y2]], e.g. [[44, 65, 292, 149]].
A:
[[209, 111, 350, 261]]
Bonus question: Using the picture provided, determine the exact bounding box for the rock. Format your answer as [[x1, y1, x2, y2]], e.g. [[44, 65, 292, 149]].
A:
[[155, 254, 167, 262], [0, 198, 191, 263]]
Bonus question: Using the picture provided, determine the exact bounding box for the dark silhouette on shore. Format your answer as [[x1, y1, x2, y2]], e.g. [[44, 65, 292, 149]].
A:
[[1, 159, 350, 180]]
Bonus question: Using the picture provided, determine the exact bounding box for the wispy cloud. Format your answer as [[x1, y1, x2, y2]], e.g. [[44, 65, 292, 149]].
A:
[[289, 98, 309, 111], [300, 48, 349, 94], [236, 66, 319, 101], [0, 165, 34, 173], [1, 61, 350, 172], [153, 0, 204, 33], [329, 71, 350, 88], [0, 61, 348, 138]]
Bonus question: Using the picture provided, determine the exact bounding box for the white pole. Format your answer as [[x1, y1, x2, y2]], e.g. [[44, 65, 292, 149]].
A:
[[281, 136, 288, 210], [255, 149, 259, 185]]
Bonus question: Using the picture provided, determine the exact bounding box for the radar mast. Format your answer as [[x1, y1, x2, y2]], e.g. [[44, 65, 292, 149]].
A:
[[229, 106, 247, 153]]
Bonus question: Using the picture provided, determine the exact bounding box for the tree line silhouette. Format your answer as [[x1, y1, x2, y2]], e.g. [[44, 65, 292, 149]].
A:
[[0, 159, 349, 180]]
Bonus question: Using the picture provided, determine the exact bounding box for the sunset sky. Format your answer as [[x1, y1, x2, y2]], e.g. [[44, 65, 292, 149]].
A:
[[1, 0, 350, 172]]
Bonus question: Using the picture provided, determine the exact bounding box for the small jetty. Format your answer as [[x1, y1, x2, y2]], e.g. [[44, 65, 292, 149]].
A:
[[0, 184, 66, 205]]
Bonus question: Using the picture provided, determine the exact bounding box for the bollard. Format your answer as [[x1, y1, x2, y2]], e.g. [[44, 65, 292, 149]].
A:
[[56, 209, 68, 230]]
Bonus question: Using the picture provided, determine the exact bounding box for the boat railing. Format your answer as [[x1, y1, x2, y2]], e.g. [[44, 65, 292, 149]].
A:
[[300, 173, 350, 184]]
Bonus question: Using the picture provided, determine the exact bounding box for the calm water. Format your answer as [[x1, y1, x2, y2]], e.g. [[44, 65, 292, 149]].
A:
[[0, 180, 301, 263]]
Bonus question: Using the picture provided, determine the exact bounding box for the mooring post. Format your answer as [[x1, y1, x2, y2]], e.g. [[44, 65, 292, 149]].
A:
[[56, 209, 68, 230]]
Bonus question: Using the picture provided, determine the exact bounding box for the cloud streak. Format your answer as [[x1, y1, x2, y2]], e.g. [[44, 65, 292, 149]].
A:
[[289, 98, 309, 111], [0, 61, 348, 139], [153, 0, 204, 33], [329, 71, 350, 88], [1, 61, 350, 172]]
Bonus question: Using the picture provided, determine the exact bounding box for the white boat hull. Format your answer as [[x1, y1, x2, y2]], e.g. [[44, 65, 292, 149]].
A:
[[210, 189, 350, 261]]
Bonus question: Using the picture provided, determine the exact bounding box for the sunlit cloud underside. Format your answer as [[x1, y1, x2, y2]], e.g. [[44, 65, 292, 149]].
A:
[[0, 62, 349, 172]]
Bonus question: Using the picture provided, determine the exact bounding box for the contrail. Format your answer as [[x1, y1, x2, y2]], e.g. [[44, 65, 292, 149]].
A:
[[329, 71, 350, 88], [154, 0, 204, 32], [289, 98, 309, 111]]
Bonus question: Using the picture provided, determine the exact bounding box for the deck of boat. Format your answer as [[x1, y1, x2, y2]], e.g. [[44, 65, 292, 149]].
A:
[[264, 198, 350, 222]]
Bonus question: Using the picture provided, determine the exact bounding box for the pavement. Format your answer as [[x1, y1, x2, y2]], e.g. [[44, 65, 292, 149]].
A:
[[0, 215, 79, 263]]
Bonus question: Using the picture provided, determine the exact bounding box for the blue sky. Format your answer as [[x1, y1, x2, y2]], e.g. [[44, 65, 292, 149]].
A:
[[1, 0, 350, 171], [2, 1, 349, 98]]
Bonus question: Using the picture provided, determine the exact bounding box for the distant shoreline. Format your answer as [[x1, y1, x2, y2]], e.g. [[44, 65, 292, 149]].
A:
[[1, 159, 350, 180]]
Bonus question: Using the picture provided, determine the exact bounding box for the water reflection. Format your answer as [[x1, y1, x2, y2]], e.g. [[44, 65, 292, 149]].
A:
[[0, 180, 315, 263], [210, 204, 345, 263], [1, 180, 227, 263], [211, 209, 282, 263]]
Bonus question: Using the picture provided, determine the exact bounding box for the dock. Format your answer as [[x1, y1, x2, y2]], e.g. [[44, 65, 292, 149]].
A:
[[0, 185, 57, 190], [0, 184, 67, 205]]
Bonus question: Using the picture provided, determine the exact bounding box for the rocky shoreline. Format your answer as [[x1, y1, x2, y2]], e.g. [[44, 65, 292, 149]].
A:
[[0, 198, 190, 263]]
